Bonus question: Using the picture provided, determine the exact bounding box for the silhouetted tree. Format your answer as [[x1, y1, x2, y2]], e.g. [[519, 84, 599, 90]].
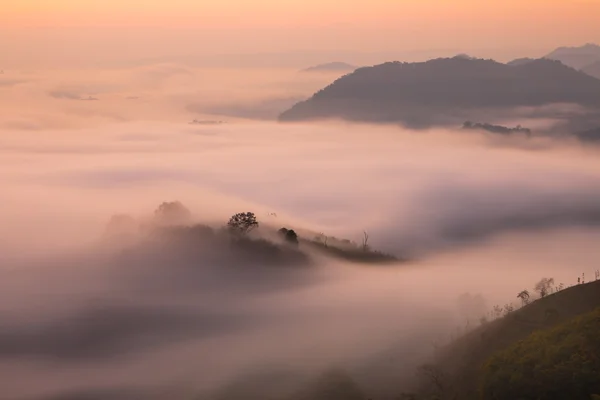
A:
[[517, 290, 530, 306], [503, 303, 514, 316], [285, 229, 299, 245], [417, 364, 446, 397], [492, 305, 503, 319], [361, 231, 370, 251], [314, 232, 328, 246], [278, 227, 300, 246], [227, 212, 259, 235]]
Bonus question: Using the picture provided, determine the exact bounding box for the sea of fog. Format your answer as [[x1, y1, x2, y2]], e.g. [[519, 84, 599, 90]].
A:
[[1, 65, 600, 399]]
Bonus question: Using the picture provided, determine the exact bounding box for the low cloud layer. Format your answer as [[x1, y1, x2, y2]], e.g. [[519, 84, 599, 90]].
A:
[[2, 66, 600, 399]]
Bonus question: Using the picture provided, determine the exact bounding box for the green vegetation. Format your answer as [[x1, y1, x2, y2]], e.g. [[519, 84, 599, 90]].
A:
[[481, 307, 600, 400], [413, 279, 600, 400]]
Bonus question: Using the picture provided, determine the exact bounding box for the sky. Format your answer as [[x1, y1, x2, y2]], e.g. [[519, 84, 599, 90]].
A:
[[2, 0, 599, 68], [3, 2, 600, 398]]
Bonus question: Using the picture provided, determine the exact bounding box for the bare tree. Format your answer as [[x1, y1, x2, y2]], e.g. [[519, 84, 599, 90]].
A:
[[517, 290, 530, 306], [315, 232, 328, 246], [534, 277, 555, 298], [361, 231, 369, 251], [417, 364, 446, 397], [492, 305, 503, 319], [503, 303, 514, 316]]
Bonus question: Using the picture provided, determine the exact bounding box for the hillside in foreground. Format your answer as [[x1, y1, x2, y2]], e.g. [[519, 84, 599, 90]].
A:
[[415, 279, 600, 400], [279, 57, 600, 129]]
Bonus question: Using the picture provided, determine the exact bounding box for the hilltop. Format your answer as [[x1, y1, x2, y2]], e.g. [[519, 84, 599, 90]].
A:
[[506, 57, 536, 66], [103, 202, 401, 267], [279, 57, 600, 129]]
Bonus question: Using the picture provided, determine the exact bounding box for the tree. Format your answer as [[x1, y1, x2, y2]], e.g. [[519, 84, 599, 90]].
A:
[[314, 232, 328, 246], [154, 201, 192, 225], [278, 227, 299, 245], [285, 229, 299, 245], [517, 290, 530, 306], [534, 277, 555, 298], [492, 305, 503, 319], [417, 364, 447, 398], [361, 231, 370, 252], [227, 212, 259, 235]]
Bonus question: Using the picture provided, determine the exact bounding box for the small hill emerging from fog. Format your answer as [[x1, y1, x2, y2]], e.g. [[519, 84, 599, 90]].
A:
[[279, 57, 600, 128], [301, 62, 358, 73], [103, 203, 400, 267]]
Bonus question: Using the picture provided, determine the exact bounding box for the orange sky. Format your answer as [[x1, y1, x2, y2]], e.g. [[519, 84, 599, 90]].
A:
[[2, 0, 599, 67]]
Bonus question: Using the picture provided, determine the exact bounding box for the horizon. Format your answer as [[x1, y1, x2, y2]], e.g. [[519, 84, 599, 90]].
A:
[[2, 0, 600, 68]]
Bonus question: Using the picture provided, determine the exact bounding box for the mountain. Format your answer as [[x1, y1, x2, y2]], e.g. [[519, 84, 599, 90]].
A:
[[582, 60, 600, 79], [454, 53, 477, 60], [301, 62, 358, 73], [279, 57, 600, 128], [545, 43, 600, 70], [506, 57, 536, 66]]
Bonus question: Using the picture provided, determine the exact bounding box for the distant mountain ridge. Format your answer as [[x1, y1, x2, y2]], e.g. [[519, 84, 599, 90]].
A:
[[582, 60, 600, 79], [506, 57, 536, 66], [279, 57, 600, 128], [545, 43, 600, 70], [301, 62, 358, 73]]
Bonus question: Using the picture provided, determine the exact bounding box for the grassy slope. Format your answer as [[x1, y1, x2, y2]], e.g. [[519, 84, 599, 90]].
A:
[[432, 280, 600, 399], [481, 307, 600, 400]]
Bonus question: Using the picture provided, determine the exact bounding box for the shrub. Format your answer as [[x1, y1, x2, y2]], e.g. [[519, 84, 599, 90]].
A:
[[227, 212, 259, 235]]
